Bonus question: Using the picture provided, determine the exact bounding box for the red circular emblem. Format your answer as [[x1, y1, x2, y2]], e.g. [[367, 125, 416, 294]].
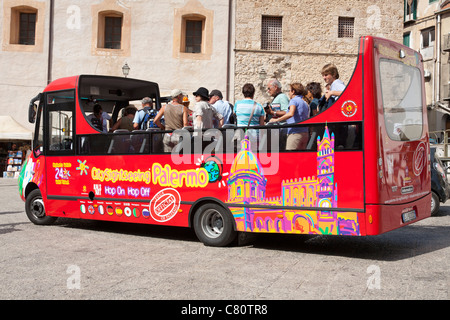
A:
[[413, 142, 426, 176], [341, 100, 358, 117], [149, 188, 181, 222]]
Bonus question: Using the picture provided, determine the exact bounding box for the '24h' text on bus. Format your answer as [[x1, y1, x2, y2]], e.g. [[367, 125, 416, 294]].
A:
[[19, 36, 430, 246]]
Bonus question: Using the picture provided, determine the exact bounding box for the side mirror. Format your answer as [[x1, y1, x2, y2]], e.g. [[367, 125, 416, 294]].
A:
[[28, 93, 41, 123]]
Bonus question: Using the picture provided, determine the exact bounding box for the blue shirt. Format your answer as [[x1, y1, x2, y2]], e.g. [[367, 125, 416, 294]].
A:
[[234, 99, 265, 127], [133, 107, 151, 129], [286, 95, 309, 134], [212, 100, 232, 125]]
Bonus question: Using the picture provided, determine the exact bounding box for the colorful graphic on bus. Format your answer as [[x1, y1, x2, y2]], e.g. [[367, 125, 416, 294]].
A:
[[226, 126, 359, 235]]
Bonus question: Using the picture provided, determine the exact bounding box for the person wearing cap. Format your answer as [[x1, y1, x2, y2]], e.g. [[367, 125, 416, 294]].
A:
[[154, 89, 189, 131], [153, 89, 189, 151], [209, 89, 232, 126], [133, 96, 154, 130], [192, 87, 223, 131]]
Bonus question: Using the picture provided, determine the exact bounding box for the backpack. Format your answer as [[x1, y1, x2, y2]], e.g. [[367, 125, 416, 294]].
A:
[[228, 103, 236, 125], [139, 108, 158, 130]]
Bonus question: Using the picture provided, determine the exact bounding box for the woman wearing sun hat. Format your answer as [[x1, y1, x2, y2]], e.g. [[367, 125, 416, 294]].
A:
[[192, 87, 223, 131]]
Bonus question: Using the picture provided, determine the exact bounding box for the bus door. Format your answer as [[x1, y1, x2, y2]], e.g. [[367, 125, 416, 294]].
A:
[[43, 89, 76, 217], [374, 40, 430, 219]]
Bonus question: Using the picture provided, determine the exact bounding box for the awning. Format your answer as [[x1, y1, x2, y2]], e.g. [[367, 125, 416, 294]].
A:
[[0, 116, 32, 140]]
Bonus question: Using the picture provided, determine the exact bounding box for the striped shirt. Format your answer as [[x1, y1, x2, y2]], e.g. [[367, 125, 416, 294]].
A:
[[234, 99, 265, 127]]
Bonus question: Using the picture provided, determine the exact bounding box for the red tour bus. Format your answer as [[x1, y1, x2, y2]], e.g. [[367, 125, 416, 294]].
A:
[[19, 36, 430, 246]]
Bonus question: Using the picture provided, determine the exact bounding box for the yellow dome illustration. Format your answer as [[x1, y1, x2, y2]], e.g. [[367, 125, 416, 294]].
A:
[[229, 137, 264, 179]]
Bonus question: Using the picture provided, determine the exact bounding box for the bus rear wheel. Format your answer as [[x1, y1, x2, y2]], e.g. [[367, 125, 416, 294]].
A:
[[25, 189, 57, 225], [193, 203, 237, 247], [431, 191, 440, 216]]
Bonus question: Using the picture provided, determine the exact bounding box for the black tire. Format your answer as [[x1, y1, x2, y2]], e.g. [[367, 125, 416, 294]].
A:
[[25, 189, 57, 225], [431, 191, 440, 216], [193, 203, 237, 247]]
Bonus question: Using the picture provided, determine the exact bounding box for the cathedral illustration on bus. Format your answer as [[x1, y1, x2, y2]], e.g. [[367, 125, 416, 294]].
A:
[[226, 126, 360, 236]]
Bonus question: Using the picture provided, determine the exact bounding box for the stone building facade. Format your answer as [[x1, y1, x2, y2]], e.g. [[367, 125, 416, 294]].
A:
[[234, 0, 403, 104], [0, 0, 403, 132], [0, 0, 232, 131]]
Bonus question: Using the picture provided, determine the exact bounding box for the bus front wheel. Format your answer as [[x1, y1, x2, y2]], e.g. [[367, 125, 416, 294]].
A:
[[193, 203, 237, 247], [25, 189, 57, 225]]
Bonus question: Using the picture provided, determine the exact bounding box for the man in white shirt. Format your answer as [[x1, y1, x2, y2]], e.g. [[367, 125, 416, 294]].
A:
[[321, 63, 346, 102]]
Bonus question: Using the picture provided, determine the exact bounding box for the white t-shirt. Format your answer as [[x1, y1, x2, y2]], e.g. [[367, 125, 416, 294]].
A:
[[193, 101, 223, 130], [330, 79, 346, 100]]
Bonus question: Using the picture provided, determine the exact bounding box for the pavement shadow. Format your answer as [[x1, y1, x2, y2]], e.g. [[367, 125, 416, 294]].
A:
[[43, 206, 450, 262], [0, 211, 25, 216], [55, 218, 199, 243], [246, 216, 450, 262], [0, 222, 28, 235]]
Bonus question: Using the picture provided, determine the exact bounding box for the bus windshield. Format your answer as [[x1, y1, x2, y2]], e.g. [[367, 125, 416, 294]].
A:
[[379, 59, 423, 141]]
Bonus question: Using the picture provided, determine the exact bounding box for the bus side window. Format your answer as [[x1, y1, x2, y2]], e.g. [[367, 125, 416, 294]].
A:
[[33, 102, 44, 156], [45, 90, 75, 154], [48, 110, 73, 151]]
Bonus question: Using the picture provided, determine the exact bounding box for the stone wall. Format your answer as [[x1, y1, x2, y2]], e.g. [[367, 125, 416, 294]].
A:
[[233, 0, 403, 103]]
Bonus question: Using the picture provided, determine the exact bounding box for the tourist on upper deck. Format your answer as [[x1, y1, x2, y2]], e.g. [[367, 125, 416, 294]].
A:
[[153, 89, 189, 152], [209, 89, 232, 126], [111, 105, 137, 132], [87, 104, 111, 132], [133, 97, 153, 130], [235, 83, 265, 128], [305, 82, 322, 117], [154, 89, 189, 131], [320, 63, 346, 110], [266, 78, 289, 121], [192, 87, 223, 130], [269, 83, 309, 150]]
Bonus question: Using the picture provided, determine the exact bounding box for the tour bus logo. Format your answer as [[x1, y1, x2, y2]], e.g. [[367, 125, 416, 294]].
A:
[[341, 100, 358, 118], [149, 188, 181, 222], [413, 141, 426, 176], [76, 159, 89, 175]]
